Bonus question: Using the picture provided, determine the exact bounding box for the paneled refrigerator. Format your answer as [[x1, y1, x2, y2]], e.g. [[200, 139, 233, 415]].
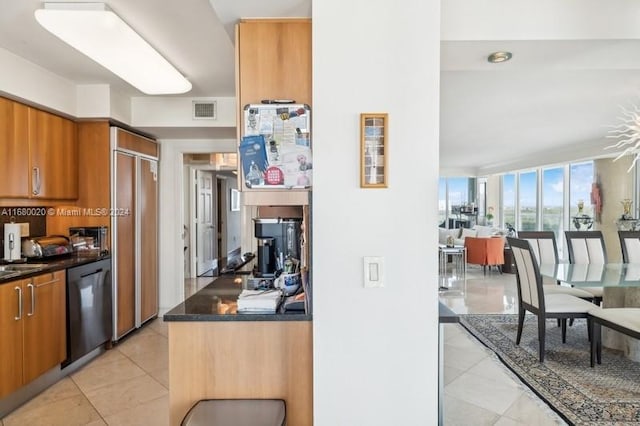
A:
[[110, 127, 159, 341]]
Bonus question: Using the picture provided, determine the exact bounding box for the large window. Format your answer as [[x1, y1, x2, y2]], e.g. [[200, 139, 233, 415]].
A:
[[498, 161, 593, 243], [438, 178, 446, 225], [438, 177, 477, 228], [542, 167, 564, 254], [569, 162, 594, 218], [519, 170, 537, 231], [502, 173, 516, 228]]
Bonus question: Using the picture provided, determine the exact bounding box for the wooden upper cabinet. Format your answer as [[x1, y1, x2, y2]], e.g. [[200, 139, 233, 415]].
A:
[[237, 19, 312, 108], [29, 108, 78, 200], [0, 98, 30, 197]]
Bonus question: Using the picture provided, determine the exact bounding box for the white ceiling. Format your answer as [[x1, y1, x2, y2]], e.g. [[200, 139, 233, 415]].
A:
[[1, 0, 639, 175]]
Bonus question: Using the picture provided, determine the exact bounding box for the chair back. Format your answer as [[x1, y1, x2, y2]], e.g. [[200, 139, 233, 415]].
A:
[[565, 231, 607, 264], [485, 237, 505, 265], [507, 237, 544, 311], [618, 231, 640, 263], [516, 231, 558, 265], [464, 237, 486, 265], [464, 236, 505, 266]]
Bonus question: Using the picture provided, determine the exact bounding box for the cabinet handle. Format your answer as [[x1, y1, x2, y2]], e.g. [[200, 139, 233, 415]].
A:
[[14, 286, 22, 320], [27, 283, 35, 317], [32, 167, 41, 195]]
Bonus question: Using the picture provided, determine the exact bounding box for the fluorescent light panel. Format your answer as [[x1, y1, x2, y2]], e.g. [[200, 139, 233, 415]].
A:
[[35, 2, 192, 95]]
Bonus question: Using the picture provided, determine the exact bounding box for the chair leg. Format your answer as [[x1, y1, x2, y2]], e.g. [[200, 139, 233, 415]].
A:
[[538, 315, 546, 362], [596, 323, 602, 365], [590, 321, 602, 367], [561, 319, 567, 343], [516, 307, 525, 345]]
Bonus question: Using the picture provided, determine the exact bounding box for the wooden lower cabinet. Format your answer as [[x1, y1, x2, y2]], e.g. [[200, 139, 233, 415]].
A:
[[0, 271, 66, 398], [169, 321, 313, 426]]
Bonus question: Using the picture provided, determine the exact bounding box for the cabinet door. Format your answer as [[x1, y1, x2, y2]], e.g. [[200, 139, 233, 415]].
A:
[[23, 271, 66, 384], [139, 158, 158, 322], [29, 108, 78, 199], [0, 280, 25, 398], [115, 152, 136, 338], [237, 19, 312, 107], [0, 98, 30, 197]]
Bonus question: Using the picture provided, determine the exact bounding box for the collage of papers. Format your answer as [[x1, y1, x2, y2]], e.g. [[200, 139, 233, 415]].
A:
[[240, 104, 312, 189]]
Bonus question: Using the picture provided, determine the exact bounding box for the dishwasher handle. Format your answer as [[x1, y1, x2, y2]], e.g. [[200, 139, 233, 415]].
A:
[[81, 268, 103, 278]]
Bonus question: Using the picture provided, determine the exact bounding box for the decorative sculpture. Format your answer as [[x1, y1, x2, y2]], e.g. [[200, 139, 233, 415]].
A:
[[605, 103, 640, 171]]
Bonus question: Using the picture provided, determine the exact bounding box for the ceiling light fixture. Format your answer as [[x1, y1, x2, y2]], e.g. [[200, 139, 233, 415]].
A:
[[605, 103, 640, 172], [487, 51, 513, 63], [34, 2, 192, 95]]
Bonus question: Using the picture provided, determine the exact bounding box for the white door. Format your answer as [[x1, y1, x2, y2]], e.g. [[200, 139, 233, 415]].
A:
[[196, 170, 216, 275]]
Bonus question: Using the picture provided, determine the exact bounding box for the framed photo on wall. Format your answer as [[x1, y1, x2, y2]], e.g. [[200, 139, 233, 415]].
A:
[[360, 113, 388, 188]]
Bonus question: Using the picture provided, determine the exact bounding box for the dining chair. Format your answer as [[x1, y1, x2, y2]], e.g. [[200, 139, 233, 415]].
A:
[[589, 308, 640, 367], [507, 237, 596, 362], [564, 231, 606, 305], [618, 231, 640, 263], [517, 231, 594, 301]]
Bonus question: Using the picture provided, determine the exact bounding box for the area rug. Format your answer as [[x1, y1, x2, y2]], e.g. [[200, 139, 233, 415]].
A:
[[459, 314, 640, 425]]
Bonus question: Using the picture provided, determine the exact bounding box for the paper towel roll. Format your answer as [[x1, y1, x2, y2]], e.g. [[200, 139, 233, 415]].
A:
[[4, 223, 21, 261]]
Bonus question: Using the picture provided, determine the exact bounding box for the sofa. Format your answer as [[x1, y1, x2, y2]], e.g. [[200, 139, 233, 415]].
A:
[[438, 225, 505, 246]]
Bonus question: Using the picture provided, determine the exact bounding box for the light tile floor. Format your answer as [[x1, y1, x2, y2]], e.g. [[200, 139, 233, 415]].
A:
[[440, 264, 567, 425], [1, 270, 565, 425]]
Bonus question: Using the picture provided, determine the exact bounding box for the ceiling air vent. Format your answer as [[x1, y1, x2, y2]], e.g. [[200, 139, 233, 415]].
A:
[[192, 101, 216, 120]]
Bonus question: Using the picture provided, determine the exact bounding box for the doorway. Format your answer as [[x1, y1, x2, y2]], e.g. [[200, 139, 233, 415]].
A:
[[183, 153, 240, 281]]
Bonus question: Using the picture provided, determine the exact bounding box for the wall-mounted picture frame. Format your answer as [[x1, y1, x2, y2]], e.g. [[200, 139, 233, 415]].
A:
[[360, 113, 388, 188], [230, 188, 240, 211]]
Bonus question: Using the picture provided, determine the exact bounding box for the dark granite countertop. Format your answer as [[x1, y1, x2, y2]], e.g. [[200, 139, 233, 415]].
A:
[[0, 253, 111, 284], [164, 274, 312, 322]]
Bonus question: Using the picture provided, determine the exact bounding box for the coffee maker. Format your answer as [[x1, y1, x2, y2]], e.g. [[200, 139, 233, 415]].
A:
[[253, 218, 302, 277]]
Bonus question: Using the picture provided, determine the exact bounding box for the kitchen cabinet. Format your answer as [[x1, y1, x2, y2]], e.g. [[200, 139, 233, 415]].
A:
[[0, 97, 78, 200], [0, 270, 66, 398], [237, 19, 312, 108], [0, 97, 30, 197], [235, 19, 313, 269], [29, 108, 78, 199], [112, 128, 159, 340]]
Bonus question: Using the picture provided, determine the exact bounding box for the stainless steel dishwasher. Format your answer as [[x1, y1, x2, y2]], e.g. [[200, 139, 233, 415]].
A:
[[64, 258, 112, 366]]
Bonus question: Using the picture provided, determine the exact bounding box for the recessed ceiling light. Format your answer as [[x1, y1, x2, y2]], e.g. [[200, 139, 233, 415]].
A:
[[487, 51, 513, 64]]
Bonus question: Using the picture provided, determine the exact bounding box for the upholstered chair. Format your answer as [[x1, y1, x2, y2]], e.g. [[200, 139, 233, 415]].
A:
[[517, 231, 594, 301], [507, 237, 597, 362], [590, 308, 640, 367], [618, 231, 640, 263], [564, 231, 606, 304], [464, 236, 504, 275]]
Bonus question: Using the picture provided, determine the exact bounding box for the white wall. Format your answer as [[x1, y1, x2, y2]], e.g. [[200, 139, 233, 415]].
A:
[[313, 1, 440, 424], [0, 47, 76, 116]]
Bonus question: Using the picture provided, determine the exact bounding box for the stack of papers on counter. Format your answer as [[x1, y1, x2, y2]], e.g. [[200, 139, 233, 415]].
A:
[[237, 289, 283, 313]]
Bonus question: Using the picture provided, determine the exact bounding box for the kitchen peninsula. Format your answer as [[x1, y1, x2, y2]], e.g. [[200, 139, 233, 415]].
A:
[[164, 273, 312, 426]]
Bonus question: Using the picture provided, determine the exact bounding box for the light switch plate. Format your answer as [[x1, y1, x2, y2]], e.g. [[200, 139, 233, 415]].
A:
[[363, 256, 384, 288]]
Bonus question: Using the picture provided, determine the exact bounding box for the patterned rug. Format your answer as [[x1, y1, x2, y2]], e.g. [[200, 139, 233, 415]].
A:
[[459, 314, 640, 425]]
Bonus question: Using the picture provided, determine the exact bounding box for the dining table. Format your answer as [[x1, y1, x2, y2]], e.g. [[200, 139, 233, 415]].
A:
[[539, 262, 640, 361]]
